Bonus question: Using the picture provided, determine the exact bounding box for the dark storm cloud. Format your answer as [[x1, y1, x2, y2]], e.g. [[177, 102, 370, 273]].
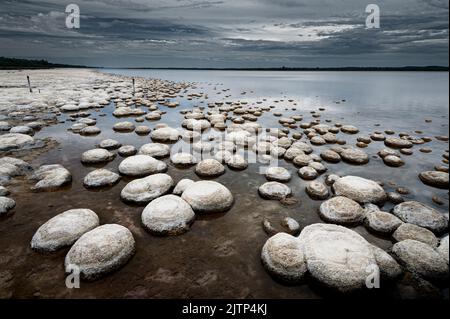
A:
[[0, 0, 448, 67]]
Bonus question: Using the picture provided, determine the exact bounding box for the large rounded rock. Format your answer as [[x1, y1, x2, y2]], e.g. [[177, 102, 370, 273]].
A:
[[333, 176, 387, 204], [138, 143, 170, 158], [121, 173, 173, 204], [118, 145, 137, 157], [227, 154, 248, 170], [258, 182, 292, 200], [118, 155, 167, 177], [392, 239, 448, 281], [170, 153, 197, 166], [195, 159, 225, 177], [0, 196, 15, 215], [31, 209, 99, 252], [181, 181, 233, 213], [151, 127, 180, 143], [65, 224, 136, 280], [265, 166, 291, 182], [364, 210, 403, 234], [173, 179, 195, 195], [341, 148, 369, 165], [306, 181, 329, 200], [437, 235, 449, 264], [29, 164, 72, 191], [371, 245, 403, 280], [392, 201, 447, 234], [113, 121, 135, 132], [319, 196, 365, 225], [0, 133, 34, 151], [393, 223, 439, 247], [83, 169, 120, 188], [385, 137, 413, 149], [81, 149, 115, 164], [99, 139, 121, 150], [261, 233, 307, 282], [299, 224, 377, 292], [141, 195, 195, 236], [419, 171, 449, 189]]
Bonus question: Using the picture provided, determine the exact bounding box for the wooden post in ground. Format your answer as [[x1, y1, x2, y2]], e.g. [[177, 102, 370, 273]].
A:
[[27, 75, 32, 93], [132, 78, 135, 96]]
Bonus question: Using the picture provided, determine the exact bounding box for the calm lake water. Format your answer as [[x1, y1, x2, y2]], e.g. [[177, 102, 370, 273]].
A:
[[1, 70, 448, 299]]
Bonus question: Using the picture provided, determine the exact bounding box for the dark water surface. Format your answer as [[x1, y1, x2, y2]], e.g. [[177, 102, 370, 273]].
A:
[[0, 70, 448, 298]]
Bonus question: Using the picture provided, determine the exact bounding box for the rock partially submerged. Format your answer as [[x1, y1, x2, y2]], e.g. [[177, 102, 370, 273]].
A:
[[319, 196, 365, 225], [393, 223, 439, 247], [81, 149, 115, 164], [31, 209, 99, 252], [419, 171, 449, 189], [261, 233, 307, 282], [29, 164, 72, 191], [258, 182, 292, 200], [118, 155, 167, 177], [333, 176, 387, 204], [121, 173, 173, 204], [0, 196, 15, 215], [392, 239, 448, 281], [299, 224, 378, 292], [141, 195, 195, 236], [181, 181, 233, 213], [0, 133, 35, 151], [83, 169, 120, 188], [392, 201, 447, 234], [65, 224, 136, 280], [173, 179, 195, 195]]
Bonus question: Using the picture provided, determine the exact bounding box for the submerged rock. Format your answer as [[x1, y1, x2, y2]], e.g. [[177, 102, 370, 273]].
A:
[[392, 201, 447, 234], [385, 137, 413, 149], [261, 233, 307, 282], [181, 181, 233, 213], [113, 121, 135, 132], [118, 155, 167, 177], [29, 164, 72, 191], [31, 209, 99, 252], [333, 176, 387, 204], [121, 173, 173, 204], [141, 195, 195, 236], [65, 224, 136, 280]]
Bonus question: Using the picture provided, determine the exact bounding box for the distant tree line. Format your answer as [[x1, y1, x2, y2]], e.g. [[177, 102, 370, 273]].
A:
[[0, 57, 86, 69]]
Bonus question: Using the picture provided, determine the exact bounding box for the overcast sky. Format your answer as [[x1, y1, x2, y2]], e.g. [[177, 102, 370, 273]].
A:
[[0, 0, 448, 67]]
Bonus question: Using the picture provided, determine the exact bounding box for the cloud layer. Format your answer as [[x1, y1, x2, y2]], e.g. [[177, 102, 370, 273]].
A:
[[0, 0, 448, 67]]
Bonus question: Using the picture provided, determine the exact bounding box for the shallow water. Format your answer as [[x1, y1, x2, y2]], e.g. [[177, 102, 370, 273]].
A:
[[0, 70, 448, 298]]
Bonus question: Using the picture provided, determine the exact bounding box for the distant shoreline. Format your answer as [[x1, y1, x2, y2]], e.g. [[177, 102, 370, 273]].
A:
[[105, 66, 449, 72], [1, 57, 448, 71]]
